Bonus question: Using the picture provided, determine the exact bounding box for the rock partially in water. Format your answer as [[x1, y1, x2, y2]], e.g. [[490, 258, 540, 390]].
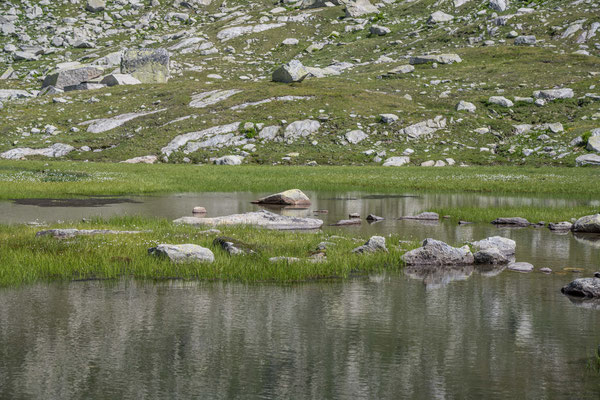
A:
[[572, 214, 600, 233], [174, 210, 323, 230], [507, 262, 534, 272], [471, 236, 516, 257], [540, 267, 552, 273], [253, 189, 311, 206], [352, 236, 388, 254], [561, 277, 600, 298], [193, 207, 207, 214], [474, 247, 511, 265], [399, 212, 439, 221], [331, 219, 361, 226], [402, 238, 474, 265], [36, 228, 142, 239], [548, 221, 573, 231], [491, 217, 531, 227], [149, 244, 214, 263], [366, 214, 384, 222]]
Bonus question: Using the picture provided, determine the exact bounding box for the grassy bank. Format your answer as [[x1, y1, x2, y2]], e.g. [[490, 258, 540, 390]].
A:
[[1, 161, 600, 199], [0, 217, 409, 288]]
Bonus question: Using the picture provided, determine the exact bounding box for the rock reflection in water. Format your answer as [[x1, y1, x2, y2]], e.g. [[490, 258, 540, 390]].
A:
[[564, 295, 600, 310], [404, 264, 474, 289]]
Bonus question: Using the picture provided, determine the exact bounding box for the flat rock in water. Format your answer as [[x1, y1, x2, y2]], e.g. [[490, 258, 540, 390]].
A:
[[331, 219, 361, 226], [174, 210, 323, 230], [507, 262, 534, 272], [399, 212, 439, 220], [36, 228, 142, 238], [548, 221, 573, 231], [402, 238, 474, 265], [561, 277, 600, 298], [149, 244, 214, 263], [572, 214, 600, 233], [491, 217, 530, 227], [253, 189, 311, 206]]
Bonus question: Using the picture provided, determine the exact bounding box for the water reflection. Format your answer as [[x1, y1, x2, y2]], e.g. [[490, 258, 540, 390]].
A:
[[405, 265, 474, 289], [0, 276, 598, 399]]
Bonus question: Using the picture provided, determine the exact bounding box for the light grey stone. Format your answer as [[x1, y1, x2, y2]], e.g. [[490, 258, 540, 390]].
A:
[[149, 244, 214, 263], [402, 238, 474, 265], [174, 210, 323, 230]]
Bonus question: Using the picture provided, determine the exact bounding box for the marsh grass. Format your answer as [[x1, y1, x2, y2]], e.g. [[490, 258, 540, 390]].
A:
[[0, 216, 406, 287], [1, 161, 599, 200], [432, 205, 600, 224]]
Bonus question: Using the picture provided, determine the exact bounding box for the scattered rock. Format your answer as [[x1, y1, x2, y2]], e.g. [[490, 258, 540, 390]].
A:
[[213, 155, 244, 165], [489, 96, 514, 107], [409, 54, 462, 65], [548, 221, 573, 231], [253, 189, 311, 206], [533, 88, 574, 101], [0, 143, 75, 160], [352, 236, 388, 253], [366, 214, 384, 222], [402, 238, 474, 265], [507, 262, 534, 272], [456, 100, 476, 112], [576, 154, 600, 166], [399, 212, 439, 220], [42, 66, 104, 90], [272, 60, 309, 83], [121, 48, 170, 84], [192, 207, 207, 214], [345, 0, 378, 17], [148, 244, 214, 263], [471, 236, 516, 257], [345, 129, 368, 144], [572, 214, 600, 233], [331, 219, 361, 226], [121, 155, 158, 164], [382, 156, 410, 166], [561, 277, 600, 297], [491, 217, 530, 227], [515, 35, 536, 45]]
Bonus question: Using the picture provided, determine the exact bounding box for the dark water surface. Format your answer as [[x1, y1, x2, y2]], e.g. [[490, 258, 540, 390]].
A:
[[0, 275, 599, 399]]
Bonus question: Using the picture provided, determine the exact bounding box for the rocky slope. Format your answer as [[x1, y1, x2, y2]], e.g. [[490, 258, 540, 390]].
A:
[[0, 0, 599, 166]]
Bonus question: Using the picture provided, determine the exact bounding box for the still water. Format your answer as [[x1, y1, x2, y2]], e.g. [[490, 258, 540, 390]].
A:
[[0, 191, 599, 398], [0, 276, 599, 399]]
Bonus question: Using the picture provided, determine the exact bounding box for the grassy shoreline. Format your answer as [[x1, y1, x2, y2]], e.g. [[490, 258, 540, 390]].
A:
[[0, 217, 409, 288], [1, 161, 600, 199]]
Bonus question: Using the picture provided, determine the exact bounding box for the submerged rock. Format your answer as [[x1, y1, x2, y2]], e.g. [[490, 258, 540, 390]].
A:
[[402, 238, 474, 265], [399, 212, 439, 220], [366, 214, 384, 222], [352, 236, 388, 253], [331, 219, 361, 226], [561, 277, 600, 298], [572, 214, 600, 233], [548, 221, 573, 231], [507, 262, 534, 272], [491, 217, 530, 227], [174, 210, 323, 230], [253, 189, 311, 206], [149, 244, 214, 263]]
